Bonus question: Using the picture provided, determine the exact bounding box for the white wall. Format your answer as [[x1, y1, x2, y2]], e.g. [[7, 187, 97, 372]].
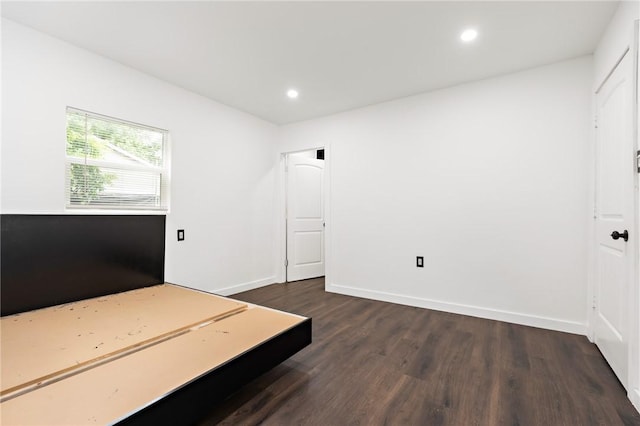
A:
[[279, 56, 593, 334], [0, 18, 597, 334], [593, 0, 640, 412], [1, 19, 279, 295], [594, 1, 639, 90]]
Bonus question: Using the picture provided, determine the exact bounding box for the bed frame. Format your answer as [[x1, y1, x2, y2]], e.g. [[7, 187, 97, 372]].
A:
[[0, 214, 311, 425]]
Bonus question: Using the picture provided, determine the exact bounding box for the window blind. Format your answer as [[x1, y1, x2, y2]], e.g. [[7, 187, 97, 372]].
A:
[[65, 108, 169, 211]]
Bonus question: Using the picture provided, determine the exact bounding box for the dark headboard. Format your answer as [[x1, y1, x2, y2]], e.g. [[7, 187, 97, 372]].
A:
[[1, 215, 166, 316]]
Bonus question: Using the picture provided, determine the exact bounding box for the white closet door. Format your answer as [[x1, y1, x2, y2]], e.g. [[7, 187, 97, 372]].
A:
[[287, 155, 325, 282]]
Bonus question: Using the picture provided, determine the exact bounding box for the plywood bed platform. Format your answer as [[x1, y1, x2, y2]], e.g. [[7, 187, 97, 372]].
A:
[[0, 283, 311, 425], [1, 212, 311, 425]]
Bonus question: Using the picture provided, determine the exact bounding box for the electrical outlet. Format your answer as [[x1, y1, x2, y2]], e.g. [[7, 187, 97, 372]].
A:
[[416, 256, 424, 268], [177, 229, 185, 241]]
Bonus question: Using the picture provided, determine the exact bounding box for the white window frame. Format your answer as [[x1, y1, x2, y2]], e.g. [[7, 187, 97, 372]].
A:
[[65, 107, 170, 212]]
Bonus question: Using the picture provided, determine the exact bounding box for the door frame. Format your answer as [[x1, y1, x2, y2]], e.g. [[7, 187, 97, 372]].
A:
[[588, 21, 639, 407], [630, 19, 640, 412], [275, 145, 331, 285]]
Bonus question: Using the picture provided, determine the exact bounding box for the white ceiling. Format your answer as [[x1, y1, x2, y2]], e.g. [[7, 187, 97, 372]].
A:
[[2, 1, 618, 125]]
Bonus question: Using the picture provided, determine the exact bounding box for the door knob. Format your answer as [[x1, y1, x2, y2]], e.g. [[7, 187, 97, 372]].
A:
[[611, 230, 629, 242]]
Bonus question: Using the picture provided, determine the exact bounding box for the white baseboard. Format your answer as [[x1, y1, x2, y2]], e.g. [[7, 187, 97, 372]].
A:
[[631, 389, 640, 414], [216, 277, 275, 296], [326, 282, 587, 336]]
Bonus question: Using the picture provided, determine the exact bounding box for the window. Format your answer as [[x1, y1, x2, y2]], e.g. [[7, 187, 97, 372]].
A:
[[65, 108, 169, 211]]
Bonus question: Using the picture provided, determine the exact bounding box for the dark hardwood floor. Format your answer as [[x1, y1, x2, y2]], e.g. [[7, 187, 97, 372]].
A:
[[199, 278, 640, 426]]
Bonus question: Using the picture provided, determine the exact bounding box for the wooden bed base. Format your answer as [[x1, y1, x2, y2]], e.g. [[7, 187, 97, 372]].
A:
[[0, 284, 311, 425], [1, 215, 310, 424], [120, 317, 311, 426]]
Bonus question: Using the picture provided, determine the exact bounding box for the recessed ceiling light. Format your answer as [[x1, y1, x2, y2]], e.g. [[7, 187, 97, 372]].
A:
[[287, 89, 299, 99], [460, 29, 478, 42]]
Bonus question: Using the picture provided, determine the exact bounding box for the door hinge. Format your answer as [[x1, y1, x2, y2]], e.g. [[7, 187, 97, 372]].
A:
[[285, 259, 288, 267], [636, 150, 640, 173]]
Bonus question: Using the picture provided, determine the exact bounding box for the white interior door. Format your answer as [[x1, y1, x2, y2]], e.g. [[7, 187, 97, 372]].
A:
[[287, 154, 325, 281], [594, 51, 634, 389]]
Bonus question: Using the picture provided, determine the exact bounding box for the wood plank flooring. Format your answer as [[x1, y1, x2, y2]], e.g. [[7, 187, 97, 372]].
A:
[[200, 278, 640, 426]]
